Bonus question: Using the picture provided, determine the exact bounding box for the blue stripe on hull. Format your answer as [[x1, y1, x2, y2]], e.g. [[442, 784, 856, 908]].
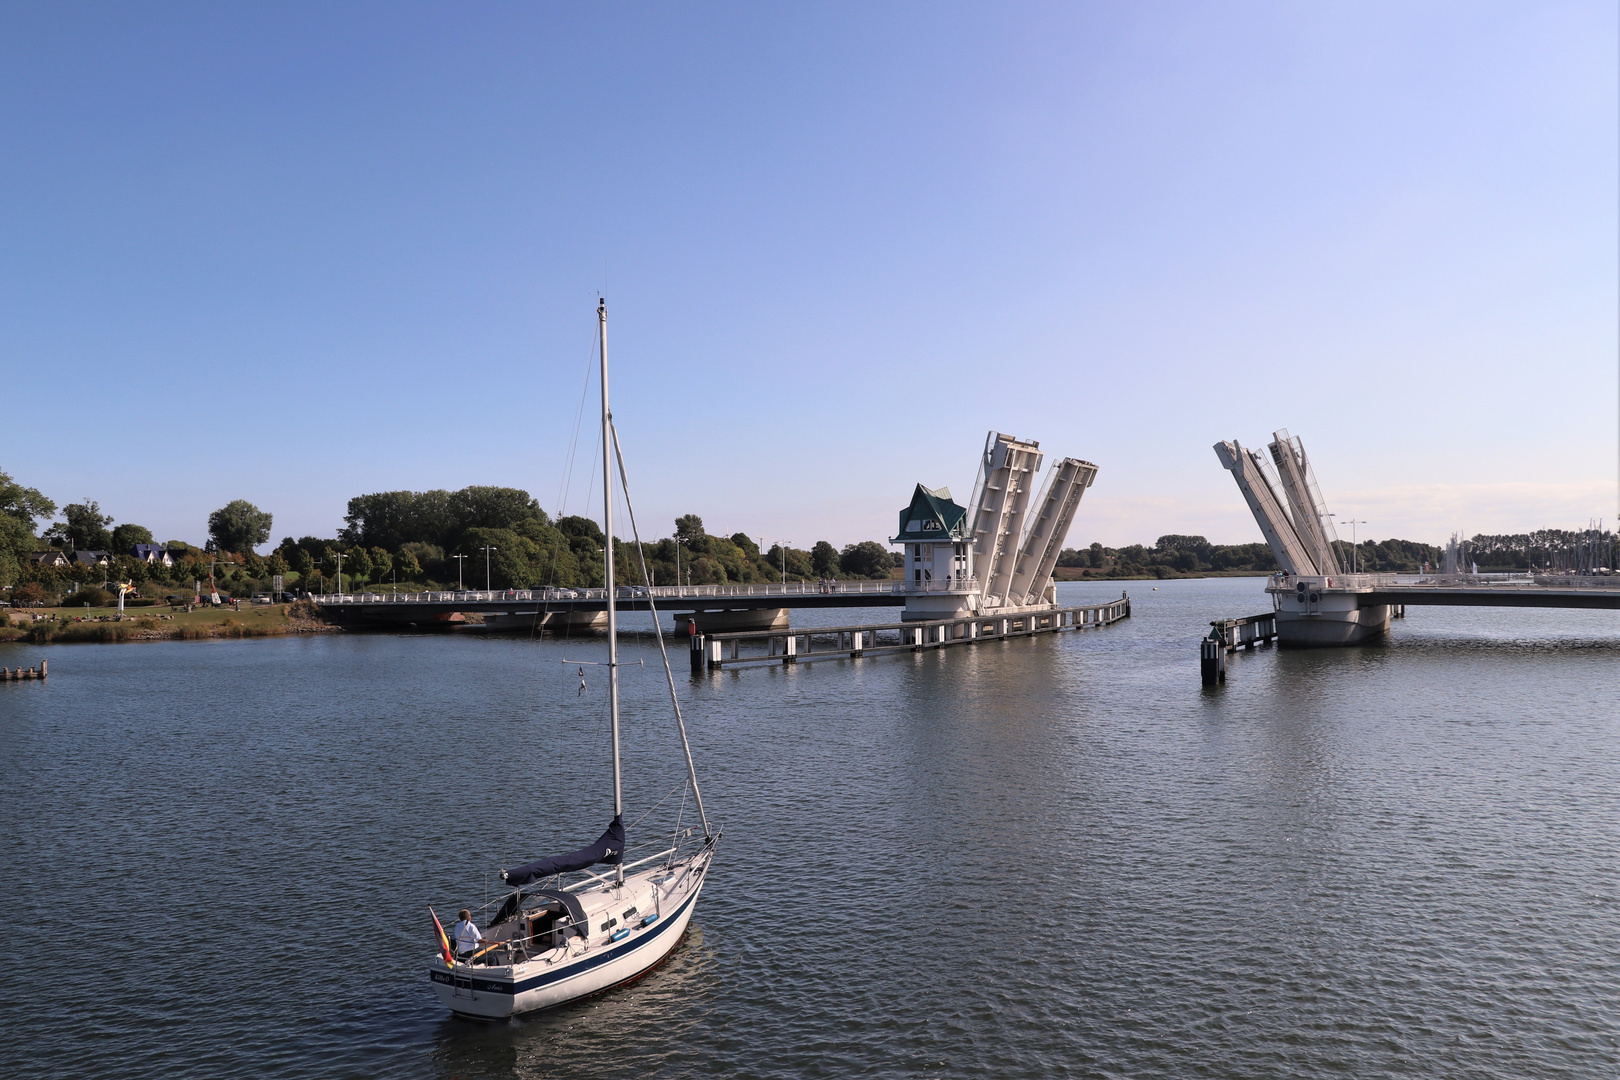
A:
[[430, 883, 700, 997]]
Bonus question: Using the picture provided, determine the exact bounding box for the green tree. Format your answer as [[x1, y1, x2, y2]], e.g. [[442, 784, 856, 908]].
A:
[[342, 546, 374, 584], [52, 501, 114, 550], [291, 548, 315, 579], [0, 469, 56, 531], [839, 541, 893, 579], [369, 547, 393, 582], [674, 514, 708, 553], [395, 549, 422, 581], [810, 540, 840, 578], [267, 551, 289, 576], [111, 523, 154, 553], [0, 469, 51, 586], [399, 542, 443, 579], [208, 500, 273, 553]]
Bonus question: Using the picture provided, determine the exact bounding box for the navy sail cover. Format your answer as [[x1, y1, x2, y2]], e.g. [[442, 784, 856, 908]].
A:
[[502, 816, 625, 887]]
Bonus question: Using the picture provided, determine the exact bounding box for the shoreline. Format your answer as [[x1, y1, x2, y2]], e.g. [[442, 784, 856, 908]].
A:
[[0, 574, 1277, 646], [0, 601, 340, 645]]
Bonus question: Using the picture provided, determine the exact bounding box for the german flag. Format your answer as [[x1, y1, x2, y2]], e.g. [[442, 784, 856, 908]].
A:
[[429, 906, 454, 965]]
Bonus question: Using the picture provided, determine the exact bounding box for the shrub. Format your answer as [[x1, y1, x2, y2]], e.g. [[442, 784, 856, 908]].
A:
[[61, 586, 114, 608]]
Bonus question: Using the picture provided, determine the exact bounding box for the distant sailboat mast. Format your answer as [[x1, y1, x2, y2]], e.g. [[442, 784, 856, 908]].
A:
[[599, 296, 624, 885]]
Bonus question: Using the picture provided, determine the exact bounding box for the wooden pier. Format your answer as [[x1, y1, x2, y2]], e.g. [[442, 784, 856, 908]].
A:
[[1209, 613, 1278, 652], [689, 597, 1131, 670], [2, 660, 47, 682], [1201, 613, 1277, 686]]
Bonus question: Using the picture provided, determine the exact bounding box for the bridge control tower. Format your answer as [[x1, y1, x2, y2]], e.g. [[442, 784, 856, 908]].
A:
[[894, 431, 1098, 621]]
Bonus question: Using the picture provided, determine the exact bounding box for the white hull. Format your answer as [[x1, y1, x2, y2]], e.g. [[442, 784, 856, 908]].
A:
[[430, 844, 713, 1020]]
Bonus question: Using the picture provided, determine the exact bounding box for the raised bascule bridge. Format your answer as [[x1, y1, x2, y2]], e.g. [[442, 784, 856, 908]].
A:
[[315, 430, 1107, 641], [1215, 429, 1620, 647]]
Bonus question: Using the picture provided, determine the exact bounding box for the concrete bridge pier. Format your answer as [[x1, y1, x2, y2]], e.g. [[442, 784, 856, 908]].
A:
[[672, 608, 789, 634], [1274, 583, 1390, 646]]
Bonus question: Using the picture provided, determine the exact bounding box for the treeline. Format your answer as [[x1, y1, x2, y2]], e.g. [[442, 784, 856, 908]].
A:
[[0, 471, 898, 599], [1056, 534, 1445, 576], [279, 489, 897, 591]]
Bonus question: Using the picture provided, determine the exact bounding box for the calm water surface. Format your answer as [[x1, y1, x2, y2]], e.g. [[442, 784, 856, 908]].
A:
[[2, 577, 1616, 1078]]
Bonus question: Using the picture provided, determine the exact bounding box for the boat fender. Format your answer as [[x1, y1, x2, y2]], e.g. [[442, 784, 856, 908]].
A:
[[610, 928, 631, 942], [641, 913, 660, 927]]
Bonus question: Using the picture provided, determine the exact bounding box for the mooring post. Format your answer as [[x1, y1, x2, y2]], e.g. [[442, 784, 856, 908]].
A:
[[689, 631, 704, 672], [707, 637, 723, 670], [1200, 637, 1226, 686], [39, 659, 46, 678], [783, 634, 797, 663]]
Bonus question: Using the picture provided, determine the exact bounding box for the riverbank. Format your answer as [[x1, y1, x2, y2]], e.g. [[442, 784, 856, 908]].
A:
[[0, 600, 337, 644]]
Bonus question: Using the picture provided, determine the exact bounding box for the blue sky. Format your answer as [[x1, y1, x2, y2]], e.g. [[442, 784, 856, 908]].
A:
[[3, 2, 1615, 550]]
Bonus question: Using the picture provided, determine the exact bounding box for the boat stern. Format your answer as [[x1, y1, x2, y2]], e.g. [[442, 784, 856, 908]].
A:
[[428, 956, 518, 1020]]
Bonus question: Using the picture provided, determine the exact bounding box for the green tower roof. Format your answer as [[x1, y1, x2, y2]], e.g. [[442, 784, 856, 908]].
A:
[[891, 484, 969, 542]]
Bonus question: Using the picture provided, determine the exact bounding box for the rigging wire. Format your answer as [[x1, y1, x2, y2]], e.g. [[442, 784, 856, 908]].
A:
[[555, 323, 599, 521], [609, 418, 713, 841], [629, 779, 689, 832]]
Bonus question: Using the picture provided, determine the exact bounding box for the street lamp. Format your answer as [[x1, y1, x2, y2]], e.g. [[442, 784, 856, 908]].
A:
[[778, 541, 790, 584], [480, 545, 498, 591], [1345, 519, 1367, 574], [333, 553, 343, 595], [451, 553, 468, 590], [674, 538, 685, 588]]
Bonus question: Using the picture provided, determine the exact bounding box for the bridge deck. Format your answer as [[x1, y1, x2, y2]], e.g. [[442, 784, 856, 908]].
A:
[[310, 580, 967, 621], [1274, 573, 1620, 611]]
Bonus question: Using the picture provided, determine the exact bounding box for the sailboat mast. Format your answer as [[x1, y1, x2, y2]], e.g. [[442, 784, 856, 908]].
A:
[[599, 298, 624, 861]]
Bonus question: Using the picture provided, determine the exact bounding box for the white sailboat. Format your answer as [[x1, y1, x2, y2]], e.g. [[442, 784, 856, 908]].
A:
[[427, 298, 719, 1021]]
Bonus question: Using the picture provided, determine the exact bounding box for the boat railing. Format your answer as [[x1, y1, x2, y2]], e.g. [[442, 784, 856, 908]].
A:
[[455, 840, 700, 965]]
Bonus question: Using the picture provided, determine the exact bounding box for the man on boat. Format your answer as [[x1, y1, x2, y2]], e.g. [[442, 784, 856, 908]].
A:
[[453, 909, 487, 963]]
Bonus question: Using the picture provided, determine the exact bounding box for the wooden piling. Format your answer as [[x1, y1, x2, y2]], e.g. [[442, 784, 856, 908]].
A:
[[1200, 637, 1226, 685]]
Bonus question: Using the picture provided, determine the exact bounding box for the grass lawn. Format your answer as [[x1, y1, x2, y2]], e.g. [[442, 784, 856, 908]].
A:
[[0, 601, 333, 643]]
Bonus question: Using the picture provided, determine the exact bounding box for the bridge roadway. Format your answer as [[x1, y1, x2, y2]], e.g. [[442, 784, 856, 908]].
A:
[[1281, 573, 1620, 610], [312, 579, 940, 625]]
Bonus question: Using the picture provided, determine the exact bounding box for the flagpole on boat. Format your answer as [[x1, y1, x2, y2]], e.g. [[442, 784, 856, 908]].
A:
[[599, 296, 624, 885]]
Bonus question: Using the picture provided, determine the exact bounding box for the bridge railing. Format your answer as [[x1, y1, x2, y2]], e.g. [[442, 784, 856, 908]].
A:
[[1267, 572, 1399, 590], [1266, 570, 1620, 593], [1410, 572, 1620, 589], [314, 577, 982, 605]]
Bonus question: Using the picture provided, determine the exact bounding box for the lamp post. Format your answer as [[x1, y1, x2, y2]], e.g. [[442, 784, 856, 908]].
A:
[[1345, 519, 1367, 574], [451, 553, 468, 590], [674, 538, 685, 588], [779, 541, 790, 584], [480, 545, 497, 591], [333, 553, 343, 596]]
